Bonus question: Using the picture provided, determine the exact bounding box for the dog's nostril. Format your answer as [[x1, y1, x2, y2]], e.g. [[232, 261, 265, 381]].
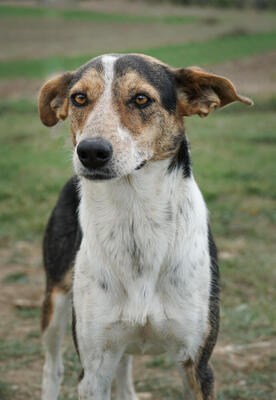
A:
[[96, 151, 108, 160], [78, 149, 88, 160]]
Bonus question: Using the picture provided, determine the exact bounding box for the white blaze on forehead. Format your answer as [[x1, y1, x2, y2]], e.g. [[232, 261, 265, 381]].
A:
[[75, 54, 146, 177], [83, 55, 118, 134], [102, 55, 117, 85]]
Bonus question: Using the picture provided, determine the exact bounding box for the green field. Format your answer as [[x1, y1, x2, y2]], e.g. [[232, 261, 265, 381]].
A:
[[0, 5, 197, 24], [0, 3, 276, 400], [1, 31, 276, 79]]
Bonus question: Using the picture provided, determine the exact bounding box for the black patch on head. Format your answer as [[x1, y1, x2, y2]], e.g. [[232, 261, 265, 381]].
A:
[[167, 135, 192, 178], [69, 57, 104, 88], [114, 55, 177, 114]]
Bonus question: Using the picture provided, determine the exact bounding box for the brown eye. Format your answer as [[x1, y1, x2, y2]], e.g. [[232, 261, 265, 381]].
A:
[[135, 94, 150, 107], [72, 93, 88, 106]]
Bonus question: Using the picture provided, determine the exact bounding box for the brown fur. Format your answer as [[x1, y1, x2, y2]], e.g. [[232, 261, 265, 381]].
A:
[[38, 54, 252, 399], [69, 69, 104, 145], [41, 286, 69, 332], [39, 72, 73, 127], [39, 56, 252, 165], [174, 66, 253, 118], [183, 359, 204, 400]]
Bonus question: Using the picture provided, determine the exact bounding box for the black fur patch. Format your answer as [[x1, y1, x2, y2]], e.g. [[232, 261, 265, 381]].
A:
[[167, 135, 191, 178], [130, 219, 143, 277], [69, 57, 104, 88], [43, 176, 82, 287], [114, 55, 177, 114], [72, 305, 80, 358], [195, 226, 220, 397]]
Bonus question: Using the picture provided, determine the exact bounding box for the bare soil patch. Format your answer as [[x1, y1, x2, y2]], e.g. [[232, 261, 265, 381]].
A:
[[209, 50, 276, 96]]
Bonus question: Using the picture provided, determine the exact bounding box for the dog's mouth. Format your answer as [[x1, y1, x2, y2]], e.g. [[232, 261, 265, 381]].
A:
[[80, 168, 117, 181], [135, 160, 147, 170], [79, 160, 147, 181]]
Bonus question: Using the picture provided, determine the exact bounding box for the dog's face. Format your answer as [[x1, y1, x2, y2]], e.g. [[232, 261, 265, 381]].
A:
[[39, 54, 252, 180]]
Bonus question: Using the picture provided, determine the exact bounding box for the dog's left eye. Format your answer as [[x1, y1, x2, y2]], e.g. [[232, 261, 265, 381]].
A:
[[71, 93, 88, 107], [134, 94, 151, 108]]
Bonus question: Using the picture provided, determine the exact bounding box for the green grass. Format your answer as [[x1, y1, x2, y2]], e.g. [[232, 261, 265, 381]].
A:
[[0, 5, 197, 24], [0, 101, 72, 240], [145, 354, 175, 370], [0, 339, 41, 360], [16, 308, 41, 319], [0, 381, 14, 400], [3, 272, 29, 284], [0, 31, 275, 79]]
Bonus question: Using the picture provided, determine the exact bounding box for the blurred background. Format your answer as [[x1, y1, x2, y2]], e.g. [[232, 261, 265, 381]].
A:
[[0, 1, 275, 399]]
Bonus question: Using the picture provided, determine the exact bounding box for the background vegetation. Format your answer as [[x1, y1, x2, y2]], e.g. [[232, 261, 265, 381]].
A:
[[168, 0, 276, 9], [0, 1, 275, 399]]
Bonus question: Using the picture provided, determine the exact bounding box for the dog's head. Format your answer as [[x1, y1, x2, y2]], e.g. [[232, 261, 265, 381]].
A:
[[39, 54, 252, 180]]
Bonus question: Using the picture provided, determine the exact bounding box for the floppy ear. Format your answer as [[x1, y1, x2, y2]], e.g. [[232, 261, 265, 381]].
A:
[[39, 72, 73, 127], [174, 66, 253, 118]]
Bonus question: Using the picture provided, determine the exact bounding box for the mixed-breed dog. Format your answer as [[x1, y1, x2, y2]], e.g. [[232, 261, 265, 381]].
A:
[[38, 53, 252, 400]]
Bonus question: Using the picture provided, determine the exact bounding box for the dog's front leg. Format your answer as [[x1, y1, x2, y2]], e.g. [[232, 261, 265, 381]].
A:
[[78, 348, 124, 400], [74, 255, 126, 400], [115, 355, 139, 400]]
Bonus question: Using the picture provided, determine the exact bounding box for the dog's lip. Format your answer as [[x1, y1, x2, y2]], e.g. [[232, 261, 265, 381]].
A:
[[80, 168, 117, 181], [135, 160, 147, 170]]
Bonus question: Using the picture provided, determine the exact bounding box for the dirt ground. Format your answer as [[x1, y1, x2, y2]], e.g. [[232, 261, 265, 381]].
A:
[[1, 241, 275, 399]]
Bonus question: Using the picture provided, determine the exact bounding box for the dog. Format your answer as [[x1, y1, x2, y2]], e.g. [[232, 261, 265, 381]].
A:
[[38, 53, 252, 400]]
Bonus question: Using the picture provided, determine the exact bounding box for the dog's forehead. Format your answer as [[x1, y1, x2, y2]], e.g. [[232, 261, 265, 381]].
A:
[[72, 54, 176, 113], [75, 53, 170, 78]]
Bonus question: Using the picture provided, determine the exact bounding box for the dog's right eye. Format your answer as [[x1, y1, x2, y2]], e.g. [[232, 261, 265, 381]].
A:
[[71, 93, 88, 107]]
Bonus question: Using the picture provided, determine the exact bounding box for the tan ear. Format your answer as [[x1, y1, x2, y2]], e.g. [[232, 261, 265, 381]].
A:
[[174, 66, 253, 118], [39, 72, 73, 127]]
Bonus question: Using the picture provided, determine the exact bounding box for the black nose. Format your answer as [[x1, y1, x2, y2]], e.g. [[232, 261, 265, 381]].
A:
[[77, 139, 113, 169]]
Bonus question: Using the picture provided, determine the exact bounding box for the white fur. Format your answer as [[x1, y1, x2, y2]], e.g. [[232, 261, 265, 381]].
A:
[[74, 159, 210, 399], [65, 55, 211, 399], [41, 292, 71, 400]]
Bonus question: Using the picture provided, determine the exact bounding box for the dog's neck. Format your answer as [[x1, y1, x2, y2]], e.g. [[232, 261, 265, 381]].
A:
[[79, 158, 184, 216], [79, 135, 192, 211], [77, 150, 208, 325]]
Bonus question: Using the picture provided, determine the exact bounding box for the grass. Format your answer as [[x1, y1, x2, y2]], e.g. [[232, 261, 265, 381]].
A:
[[0, 101, 275, 398], [1, 6, 275, 399], [0, 99, 275, 347], [3, 272, 29, 284], [0, 5, 197, 24], [0, 31, 275, 79], [0, 339, 41, 360], [0, 381, 14, 400], [16, 308, 41, 320]]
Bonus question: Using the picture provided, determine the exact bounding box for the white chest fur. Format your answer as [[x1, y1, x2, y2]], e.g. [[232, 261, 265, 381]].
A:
[[74, 160, 211, 360]]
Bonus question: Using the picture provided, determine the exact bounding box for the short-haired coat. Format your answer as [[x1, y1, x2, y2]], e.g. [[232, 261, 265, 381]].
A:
[[39, 53, 252, 400]]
